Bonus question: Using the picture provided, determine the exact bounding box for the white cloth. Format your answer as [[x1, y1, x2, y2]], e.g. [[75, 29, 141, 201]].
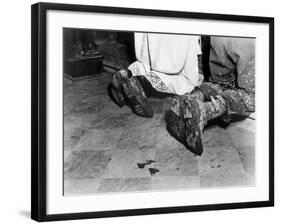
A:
[[128, 33, 202, 95]]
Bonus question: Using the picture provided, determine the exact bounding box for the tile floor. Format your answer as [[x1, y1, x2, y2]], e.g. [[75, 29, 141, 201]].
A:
[[63, 71, 255, 195]]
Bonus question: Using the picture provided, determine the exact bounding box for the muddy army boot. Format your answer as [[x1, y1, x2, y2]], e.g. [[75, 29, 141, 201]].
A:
[[166, 94, 227, 155], [109, 69, 132, 107], [122, 76, 154, 118]]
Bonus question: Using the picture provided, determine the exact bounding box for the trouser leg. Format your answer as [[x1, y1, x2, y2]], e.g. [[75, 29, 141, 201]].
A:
[[197, 82, 255, 124]]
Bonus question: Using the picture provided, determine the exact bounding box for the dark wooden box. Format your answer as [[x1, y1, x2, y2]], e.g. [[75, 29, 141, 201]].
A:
[[64, 52, 104, 78]]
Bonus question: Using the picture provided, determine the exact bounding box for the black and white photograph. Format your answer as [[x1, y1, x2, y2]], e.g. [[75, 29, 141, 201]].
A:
[[63, 29, 256, 195], [0, 0, 279, 223], [31, 3, 274, 221]]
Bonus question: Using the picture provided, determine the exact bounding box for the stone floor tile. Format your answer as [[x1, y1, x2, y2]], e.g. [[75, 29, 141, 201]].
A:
[[228, 117, 256, 133], [229, 127, 255, 148], [198, 146, 245, 176], [97, 177, 151, 193], [91, 112, 132, 129], [102, 148, 156, 178], [151, 176, 200, 190], [154, 142, 199, 177], [64, 150, 112, 180], [124, 112, 162, 130], [64, 178, 102, 195], [235, 146, 255, 175], [73, 128, 123, 151], [64, 117, 90, 151], [116, 123, 162, 151], [200, 172, 255, 188], [67, 98, 107, 115], [203, 125, 233, 148], [156, 129, 188, 151]]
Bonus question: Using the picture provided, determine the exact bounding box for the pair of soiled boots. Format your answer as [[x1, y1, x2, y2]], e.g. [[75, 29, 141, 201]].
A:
[[109, 70, 228, 156]]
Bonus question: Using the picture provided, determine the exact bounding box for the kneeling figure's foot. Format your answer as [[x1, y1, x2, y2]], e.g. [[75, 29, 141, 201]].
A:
[[122, 76, 154, 118], [166, 96, 204, 156]]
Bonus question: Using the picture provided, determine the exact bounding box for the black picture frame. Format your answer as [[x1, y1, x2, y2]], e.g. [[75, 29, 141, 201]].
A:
[[31, 2, 274, 222]]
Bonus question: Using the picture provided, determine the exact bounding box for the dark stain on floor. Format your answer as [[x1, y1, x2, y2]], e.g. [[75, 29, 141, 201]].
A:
[[148, 168, 160, 176], [137, 160, 156, 169]]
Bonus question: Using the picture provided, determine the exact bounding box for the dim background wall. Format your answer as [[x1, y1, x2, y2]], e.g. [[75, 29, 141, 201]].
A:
[[0, 0, 279, 223]]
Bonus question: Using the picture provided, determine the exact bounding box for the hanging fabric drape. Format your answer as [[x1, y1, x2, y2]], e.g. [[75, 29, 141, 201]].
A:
[[128, 32, 202, 95]]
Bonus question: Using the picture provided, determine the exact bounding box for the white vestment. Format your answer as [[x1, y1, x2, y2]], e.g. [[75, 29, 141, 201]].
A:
[[128, 33, 202, 95]]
